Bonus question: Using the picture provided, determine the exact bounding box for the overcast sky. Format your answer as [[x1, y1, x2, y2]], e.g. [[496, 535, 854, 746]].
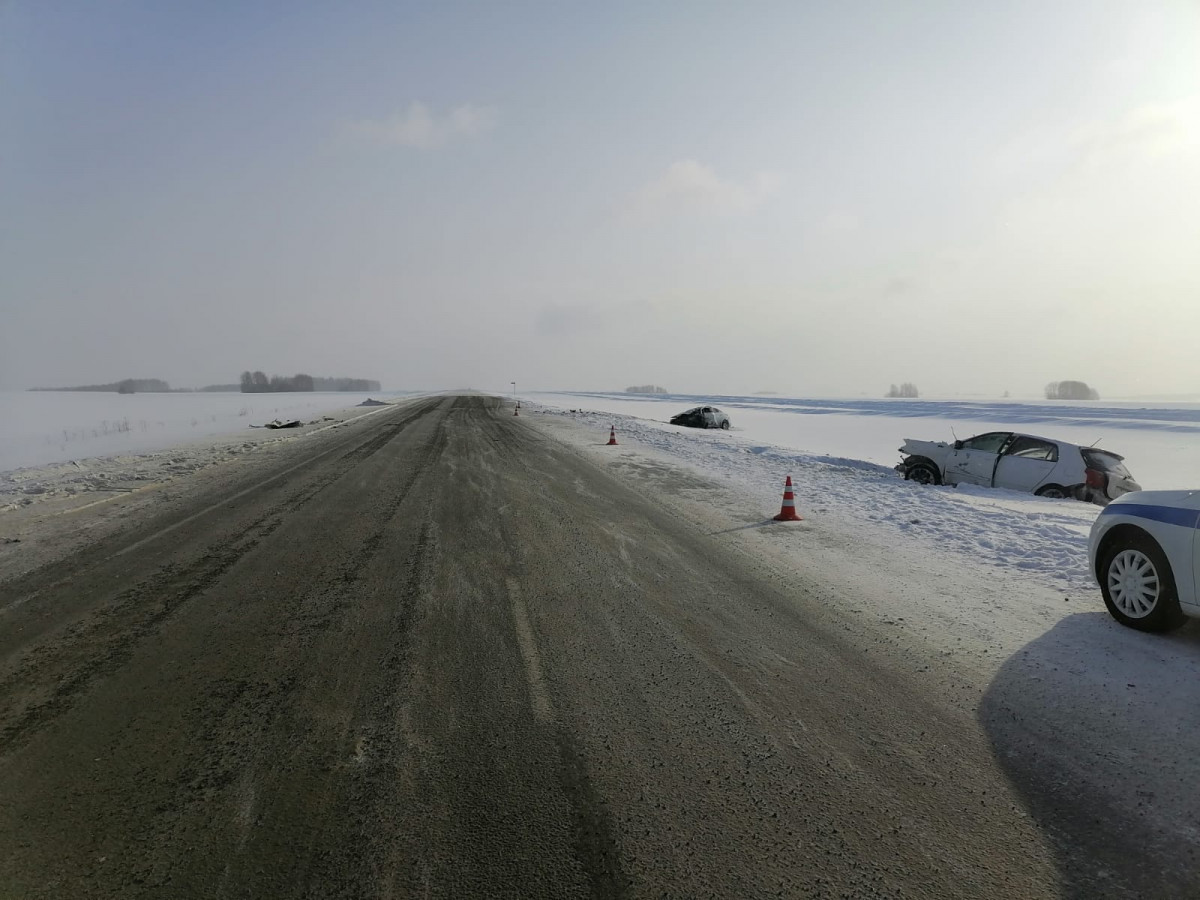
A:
[[2, 1, 1198, 397]]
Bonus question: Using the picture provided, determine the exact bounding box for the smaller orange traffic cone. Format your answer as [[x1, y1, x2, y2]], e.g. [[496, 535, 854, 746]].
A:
[[606, 425, 618, 446], [773, 476, 803, 521]]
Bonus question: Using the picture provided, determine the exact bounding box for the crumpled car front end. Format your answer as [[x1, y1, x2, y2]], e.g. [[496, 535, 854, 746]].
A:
[[895, 438, 952, 481]]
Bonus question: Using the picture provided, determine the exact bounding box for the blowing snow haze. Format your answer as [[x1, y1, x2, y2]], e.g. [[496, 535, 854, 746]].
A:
[[2, 2, 1198, 397]]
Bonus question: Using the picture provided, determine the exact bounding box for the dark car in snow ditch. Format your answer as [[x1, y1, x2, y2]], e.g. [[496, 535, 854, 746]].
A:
[[669, 406, 731, 430]]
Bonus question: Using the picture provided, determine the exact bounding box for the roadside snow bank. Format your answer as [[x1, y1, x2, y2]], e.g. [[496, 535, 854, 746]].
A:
[[0, 390, 421, 474], [0, 402, 399, 515], [528, 402, 1098, 592]]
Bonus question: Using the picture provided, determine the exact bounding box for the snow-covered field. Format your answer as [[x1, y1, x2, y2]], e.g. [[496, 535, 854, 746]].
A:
[[526, 390, 1200, 594], [535, 392, 1200, 490], [0, 390, 415, 473]]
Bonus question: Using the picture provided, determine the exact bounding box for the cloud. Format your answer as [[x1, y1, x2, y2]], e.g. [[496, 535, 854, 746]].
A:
[[1077, 97, 1199, 166], [345, 102, 498, 149], [534, 299, 659, 338], [627, 160, 780, 219], [821, 210, 860, 233], [883, 277, 914, 295], [993, 96, 1199, 177], [535, 303, 605, 337]]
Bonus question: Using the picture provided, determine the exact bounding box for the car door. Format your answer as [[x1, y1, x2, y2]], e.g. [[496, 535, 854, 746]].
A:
[[943, 432, 1013, 486], [1186, 492, 1200, 608], [1193, 513, 1200, 608], [993, 436, 1059, 493]]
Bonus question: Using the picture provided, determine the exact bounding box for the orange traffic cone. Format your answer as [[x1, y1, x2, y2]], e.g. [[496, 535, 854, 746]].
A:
[[606, 425, 618, 446], [773, 476, 803, 521], [513, 405, 520, 416]]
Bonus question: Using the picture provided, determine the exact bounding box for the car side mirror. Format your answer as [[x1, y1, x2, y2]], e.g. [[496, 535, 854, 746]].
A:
[[953, 440, 963, 450]]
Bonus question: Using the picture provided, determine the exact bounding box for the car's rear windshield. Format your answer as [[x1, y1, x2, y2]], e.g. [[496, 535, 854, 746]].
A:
[[1083, 448, 1131, 477]]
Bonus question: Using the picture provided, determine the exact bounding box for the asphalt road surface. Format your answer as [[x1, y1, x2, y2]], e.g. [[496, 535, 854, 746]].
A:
[[0, 395, 1171, 898]]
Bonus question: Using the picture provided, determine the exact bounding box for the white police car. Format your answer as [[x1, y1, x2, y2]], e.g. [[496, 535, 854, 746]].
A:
[[1088, 491, 1200, 632]]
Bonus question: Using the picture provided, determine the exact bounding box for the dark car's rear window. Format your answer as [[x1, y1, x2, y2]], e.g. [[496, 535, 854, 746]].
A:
[[1083, 448, 1131, 477]]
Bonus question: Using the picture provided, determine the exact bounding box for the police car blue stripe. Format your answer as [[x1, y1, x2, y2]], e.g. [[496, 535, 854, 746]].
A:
[[1099, 504, 1200, 529]]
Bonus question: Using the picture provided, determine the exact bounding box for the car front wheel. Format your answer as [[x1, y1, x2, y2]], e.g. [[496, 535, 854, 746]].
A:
[[904, 460, 940, 485], [720, 420, 730, 430], [1100, 534, 1186, 632]]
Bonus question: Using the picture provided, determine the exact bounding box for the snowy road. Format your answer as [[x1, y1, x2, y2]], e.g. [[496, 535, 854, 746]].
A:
[[0, 395, 1195, 897]]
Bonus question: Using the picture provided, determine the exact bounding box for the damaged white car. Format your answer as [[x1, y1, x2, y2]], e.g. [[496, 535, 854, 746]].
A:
[[897, 431, 1140, 504]]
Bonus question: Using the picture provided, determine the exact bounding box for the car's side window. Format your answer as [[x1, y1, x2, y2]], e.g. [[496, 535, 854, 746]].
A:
[[962, 432, 1010, 453], [1005, 437, 1058, 461]]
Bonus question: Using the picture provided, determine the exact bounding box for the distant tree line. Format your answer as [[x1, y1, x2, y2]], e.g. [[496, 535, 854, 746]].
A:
[[886, 382, 919, 398], [241, 371, 313, 393], [318, 376, 381, 392], [1045, 380, 1099, 400], [239, 371, 381, 393], [29, 378, 171, 393], [625, 385, 668, 394]]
